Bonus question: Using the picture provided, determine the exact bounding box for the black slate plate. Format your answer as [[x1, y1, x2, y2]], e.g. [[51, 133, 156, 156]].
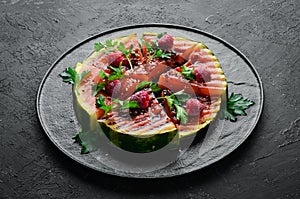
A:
[[37, 24, 263, 178]]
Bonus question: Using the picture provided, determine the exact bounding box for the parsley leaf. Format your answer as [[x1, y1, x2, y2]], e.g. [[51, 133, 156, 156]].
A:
[[94, 39, 118, 52], [98, 66, 123, 81], [96, 95, 141, 116], [73, 129, 100, 154], [95, 94, 112, 115], [94, 40, 135, 70], [120, 100, 140, 109], [60, 68, 90, 84], [99, 70, 108, 79], [174, 104, 188, 124], [135, 81, 151, 91], [164, 95, 175, 109], [181, 66, 195, 81], [157, 90, 190, 124], [107, 65, 124, 81], [142, 40, 171, 61], [112, 99, 140, 109], [155, 48, 171, 59], [135, 81, 162, 92], [117, 42, 134, 70], [173, 90, 191, 104], [144, 40, 153, 53], [105, 39, 114, 48], [92, 82, 106, 96], [59, 67, 78, 84], [157, 32, 167, 39], [94, 42, 105, 52], [224, 93, 255, 122], [151, 84, 162, 92]]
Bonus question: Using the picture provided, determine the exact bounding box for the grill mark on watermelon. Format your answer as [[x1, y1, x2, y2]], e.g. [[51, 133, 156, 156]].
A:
[[100, 91, 176, 135]]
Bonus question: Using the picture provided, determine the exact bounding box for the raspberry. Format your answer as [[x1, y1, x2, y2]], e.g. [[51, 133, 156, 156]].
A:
[[194, 67, 211, 83], [185, 99, 205, 116], [108, 53, 123, 67], [130, 91, 150, 109], [105, 80, 121, 96], [157, 34, 174, 50]]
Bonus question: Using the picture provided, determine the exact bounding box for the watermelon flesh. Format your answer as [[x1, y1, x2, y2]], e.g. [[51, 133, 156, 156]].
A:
[[73, 32, 227, 152]]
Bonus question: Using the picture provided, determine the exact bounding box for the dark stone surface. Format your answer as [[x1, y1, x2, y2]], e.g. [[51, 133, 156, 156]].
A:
[[0, 0, 299, 198]]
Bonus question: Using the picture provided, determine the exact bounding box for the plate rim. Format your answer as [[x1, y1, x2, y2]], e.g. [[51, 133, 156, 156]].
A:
[[36, 23, 264, 178]]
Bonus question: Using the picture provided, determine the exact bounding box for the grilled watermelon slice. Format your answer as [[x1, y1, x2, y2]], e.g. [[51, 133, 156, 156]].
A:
[[72, 32, 227, 153]]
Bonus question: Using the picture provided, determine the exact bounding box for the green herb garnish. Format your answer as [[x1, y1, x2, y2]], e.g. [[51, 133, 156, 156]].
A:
[[95, 94, 112, 115], [181, 65, 195, 81], [157, 32, 167, 39], [94, 39, 118, 52], [99, 70, 108, 79], [73, 129, 100, 154], [60, 67, 77, 84], [107, 65, 124, 81], [174, 104, 188, 124], [60, 67, 90, 84], [157, 90, 190, 124], [114, 99, 140, 109], [96, 94, 140, 116], [155, 48, 171, 59], [118, 43, 134, 70], [94, 39, 135, 70], [224, 93, 255, 122], [98, 65, 124, 81], [142, 40, 171, 62], [92, 82, 106, 96], [135, 81, 162, 92]]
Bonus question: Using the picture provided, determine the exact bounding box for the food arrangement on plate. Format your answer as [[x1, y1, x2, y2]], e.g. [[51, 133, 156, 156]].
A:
[[60, 32, 254, 153]]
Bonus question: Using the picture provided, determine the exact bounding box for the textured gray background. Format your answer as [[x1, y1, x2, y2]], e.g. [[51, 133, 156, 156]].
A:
[[0, 0, 299, 198]]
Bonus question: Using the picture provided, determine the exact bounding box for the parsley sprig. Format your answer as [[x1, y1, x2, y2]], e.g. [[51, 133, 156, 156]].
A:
[[73, 129, 101, 154], [92, 65, 124, 97], [59, 67, 90, 84], [117, 42, 134, 70], [143, 40, 171, 62], [157, 32, 167, 39], [113, 99, 140, 109], [107, 65, 124, 81], [92, 82, 106, 96], [94, 39, 118, 53], [181, 66, 195, 81], [95, 94, 112, 115], [94, 40, 135, 70], [157, 90, 190, 124], [95, 94, 140, 116], [100, 64, 123, 80], [135, 81, 162, 92], [224, 93, 255, 122]]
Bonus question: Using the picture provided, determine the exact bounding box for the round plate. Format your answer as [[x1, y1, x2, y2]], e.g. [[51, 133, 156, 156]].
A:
[[37, 24, 263, 178]]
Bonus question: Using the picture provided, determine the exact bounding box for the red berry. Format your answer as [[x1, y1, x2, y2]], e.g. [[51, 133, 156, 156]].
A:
[[194, 67, 211, 83], [108, 53, 123, 67], [105, 80, 121, 96], [157, 34, 174, 50], [130, 91, 150, 109], [185, 99, 205, 116]]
